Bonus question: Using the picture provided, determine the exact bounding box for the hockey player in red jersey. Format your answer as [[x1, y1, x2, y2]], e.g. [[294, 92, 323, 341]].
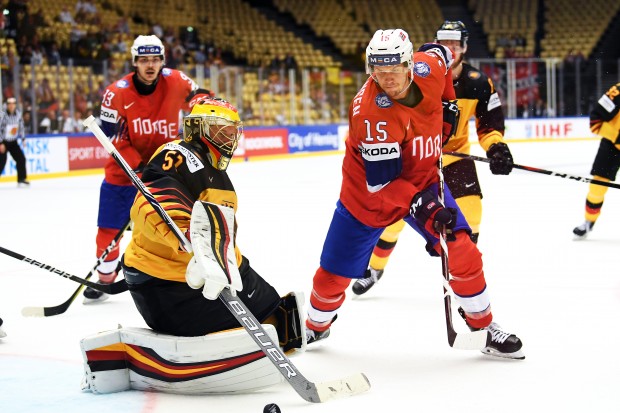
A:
[[305, 28, 524, 359], [354, 21, 514, 295], [84, 34, 211, 302]]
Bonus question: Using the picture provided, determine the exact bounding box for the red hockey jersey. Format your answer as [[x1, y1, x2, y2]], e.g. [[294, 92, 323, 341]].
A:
[[99, 68, 197, 185], [341, 51, 455, 228]]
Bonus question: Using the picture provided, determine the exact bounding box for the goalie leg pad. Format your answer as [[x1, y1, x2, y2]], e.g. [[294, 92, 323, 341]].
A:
[[274, 291, 307, 354], [80, 325, 282, 395]]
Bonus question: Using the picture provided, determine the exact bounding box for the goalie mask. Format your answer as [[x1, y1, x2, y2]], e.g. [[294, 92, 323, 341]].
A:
[[365, 29, 414, 78], [131, 35, 166, 65], [183, 98, 243, 171], [436, 21, 469, 48]]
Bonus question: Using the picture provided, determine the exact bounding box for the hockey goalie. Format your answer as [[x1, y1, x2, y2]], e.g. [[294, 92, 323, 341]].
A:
[[81, 98, 306, 395]]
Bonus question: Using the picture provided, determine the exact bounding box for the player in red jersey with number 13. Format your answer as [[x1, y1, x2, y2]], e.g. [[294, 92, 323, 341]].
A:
[[84, 34, 211, 302]]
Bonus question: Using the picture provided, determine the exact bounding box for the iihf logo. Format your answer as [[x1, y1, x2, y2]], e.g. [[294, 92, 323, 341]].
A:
[[116, 79, 129, 88], [375, 93, 393, 108], [414, 62, 431, 78]]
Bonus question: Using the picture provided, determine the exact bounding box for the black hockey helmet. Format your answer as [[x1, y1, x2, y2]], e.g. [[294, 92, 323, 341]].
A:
[[436, 21, 469, 47]]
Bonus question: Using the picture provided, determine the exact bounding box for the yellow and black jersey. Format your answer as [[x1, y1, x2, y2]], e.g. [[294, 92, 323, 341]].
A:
[[443, 62, 505, 167], [590, 82, 620, 144], [123, 140, 242, 282]]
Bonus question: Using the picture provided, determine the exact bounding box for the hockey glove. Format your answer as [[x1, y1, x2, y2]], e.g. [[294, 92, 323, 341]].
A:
[[486, 142, 514, 175], [411, 188, 457, 235], [418, 43, 454, 74], [186, 88, 214, 109], [442, 100, 459, 146]]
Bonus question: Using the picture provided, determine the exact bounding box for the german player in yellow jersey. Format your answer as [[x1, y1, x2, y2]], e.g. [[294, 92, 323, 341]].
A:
[[353, 21, 515, 295], [121, 97, 304, 353], [573, 81, 620, 239]]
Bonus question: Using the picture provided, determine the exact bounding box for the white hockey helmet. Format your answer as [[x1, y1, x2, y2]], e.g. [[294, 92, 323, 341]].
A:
[[131, 35, 165, 64], [365, 29, 414, 77]]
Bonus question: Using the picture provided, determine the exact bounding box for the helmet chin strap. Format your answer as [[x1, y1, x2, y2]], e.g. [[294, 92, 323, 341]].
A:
[[395, 76, 413, 98]]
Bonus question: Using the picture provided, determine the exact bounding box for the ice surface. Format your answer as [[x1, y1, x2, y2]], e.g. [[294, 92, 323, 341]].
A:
[[1, 139, 618, 412]]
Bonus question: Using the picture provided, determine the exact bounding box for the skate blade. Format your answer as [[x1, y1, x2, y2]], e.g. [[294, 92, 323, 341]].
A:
[[481, 347, 525, 360], [82, 294, 110, 305]]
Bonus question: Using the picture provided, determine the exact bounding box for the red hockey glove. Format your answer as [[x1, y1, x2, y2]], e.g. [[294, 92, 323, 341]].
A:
[[411, 188, 457, 235], [486, 142, 514, 175], [442, 100, 459, 146]]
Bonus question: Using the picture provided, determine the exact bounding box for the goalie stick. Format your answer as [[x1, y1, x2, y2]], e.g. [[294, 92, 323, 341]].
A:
[[446, 151, 620, 190], [21, 219, 132, 317], [83, 115, 370, 403], [0, 245, 128, 295], [437, 158, 491, 350]]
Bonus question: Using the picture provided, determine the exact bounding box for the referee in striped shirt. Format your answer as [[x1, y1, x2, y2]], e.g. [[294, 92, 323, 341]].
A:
[[0, 97, 29, 187]]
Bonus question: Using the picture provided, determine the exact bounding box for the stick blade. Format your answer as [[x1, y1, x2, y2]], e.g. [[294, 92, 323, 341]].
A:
[[21, 306, 44, 317], [451, 330, 490, 350], [314, 373, 371, 402]]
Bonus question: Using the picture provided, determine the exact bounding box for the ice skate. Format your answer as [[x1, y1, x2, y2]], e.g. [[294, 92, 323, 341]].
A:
[[306, 328, 330, 345], [459, 308, 524, 359], [0, 317, 6, 338], [352, 268, 384, 295], [573, 221, 594, 240], [83, 262, 122, 304]]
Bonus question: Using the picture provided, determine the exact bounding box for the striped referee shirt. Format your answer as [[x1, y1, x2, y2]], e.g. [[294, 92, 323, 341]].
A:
[[0, 109, 25, 143]]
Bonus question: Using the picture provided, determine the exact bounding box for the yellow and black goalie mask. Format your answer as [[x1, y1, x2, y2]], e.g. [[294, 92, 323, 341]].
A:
[[183, 98, 243, 171]]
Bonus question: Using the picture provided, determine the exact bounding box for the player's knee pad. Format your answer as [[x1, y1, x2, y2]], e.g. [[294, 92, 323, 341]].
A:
[[80, 326, 282, 395], [311, 267, 351, 306], [447, 232, 484, 286], [274, 291, 307, 354]]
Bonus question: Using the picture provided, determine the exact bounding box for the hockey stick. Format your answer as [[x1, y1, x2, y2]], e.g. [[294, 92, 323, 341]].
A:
[[445, 151, 620, 190], [0, 245, 128, 295], [21, 219, 132, 317], [84, 115, 370, 403], [437, 158, 490, 350]]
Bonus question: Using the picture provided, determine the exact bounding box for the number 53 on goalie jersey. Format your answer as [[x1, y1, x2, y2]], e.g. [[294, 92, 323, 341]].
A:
[[123, 140, 243, 282]]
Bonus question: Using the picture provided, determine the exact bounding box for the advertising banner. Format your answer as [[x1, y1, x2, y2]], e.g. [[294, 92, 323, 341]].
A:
[[287, 125, 340, 153], [504, 117, 593, 140], [238, 128, 288, 158], [0, 136, 68, 177], [68, 135, 110, 170]]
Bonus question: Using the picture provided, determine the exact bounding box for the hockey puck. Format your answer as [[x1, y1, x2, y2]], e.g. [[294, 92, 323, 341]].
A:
[[263, 403, 281, 413]]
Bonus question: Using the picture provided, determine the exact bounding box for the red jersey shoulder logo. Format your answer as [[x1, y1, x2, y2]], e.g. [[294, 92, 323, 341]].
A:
[[414, 61, 431, 78]]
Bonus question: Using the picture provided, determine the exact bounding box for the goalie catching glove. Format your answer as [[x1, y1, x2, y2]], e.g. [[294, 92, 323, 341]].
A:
[[185, 201, 243, 300], [411, 187, 457, 235]]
